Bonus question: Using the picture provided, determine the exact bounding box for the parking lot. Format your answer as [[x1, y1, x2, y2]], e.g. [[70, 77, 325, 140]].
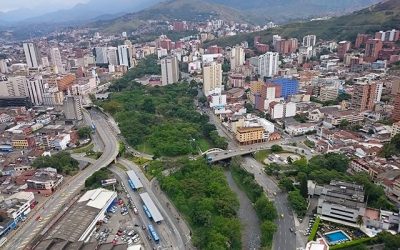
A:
[[89, 192, 146, 247]]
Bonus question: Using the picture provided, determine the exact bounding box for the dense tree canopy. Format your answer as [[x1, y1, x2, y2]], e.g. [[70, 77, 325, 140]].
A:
[[158, 159, 241, 249], [102, 74, 227, 156], [32, 152, 79, 175]]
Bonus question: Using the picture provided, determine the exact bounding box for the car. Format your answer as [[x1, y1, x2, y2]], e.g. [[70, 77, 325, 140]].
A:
[[290, 228, 294, 233], [133, 238, 140, 243], [134, 224, 139, 227], [132, 234, 139, 240], [280, 214, 284, 218], [133, 207, 138, 214], [142, 225, 146, 230], [127, 239, 133, 245], [112, 239, 117, 245]]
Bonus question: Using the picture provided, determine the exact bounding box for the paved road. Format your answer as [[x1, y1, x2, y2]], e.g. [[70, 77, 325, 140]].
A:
[[118, 159, 189, 250], [6, 109, 119, 250], [241, 157, 297, 250]]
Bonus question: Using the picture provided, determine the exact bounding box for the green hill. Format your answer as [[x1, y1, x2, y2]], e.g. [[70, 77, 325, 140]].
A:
[[96, 0, 252, 34], [204, 0, 400, 48]]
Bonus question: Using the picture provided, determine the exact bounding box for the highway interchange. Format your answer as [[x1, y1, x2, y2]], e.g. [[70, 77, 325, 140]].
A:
[[7, 102, 311, 250], [5, 109, 119, 250]]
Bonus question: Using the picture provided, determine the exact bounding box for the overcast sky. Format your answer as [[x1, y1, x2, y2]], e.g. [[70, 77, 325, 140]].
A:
[[0, 0, 89, 12]]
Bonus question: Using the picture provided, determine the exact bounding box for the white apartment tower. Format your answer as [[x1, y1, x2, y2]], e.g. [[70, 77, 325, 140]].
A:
[[50, 47, 64, 74], [230, 45, 245, 71], [26, 76, 45, 105], [23, 43, 41, 68], [203, 61, 222, 96], [117, 45, 131, 68], [94, 47, 108, 65], [302, 35, 317, 47], [161, 56, 179, 85], [0, 76, 28, 97], [106, 47, 118, 66], [258, 52, 279, 78]]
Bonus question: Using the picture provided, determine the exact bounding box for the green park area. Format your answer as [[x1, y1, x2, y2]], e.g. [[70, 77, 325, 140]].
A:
[[100, 55, 227, 158]]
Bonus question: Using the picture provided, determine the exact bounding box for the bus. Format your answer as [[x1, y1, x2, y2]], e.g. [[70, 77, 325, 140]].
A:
[[148, 224, 160, 244], [143, 205, 152, 219], [128, 180, 135, 191]]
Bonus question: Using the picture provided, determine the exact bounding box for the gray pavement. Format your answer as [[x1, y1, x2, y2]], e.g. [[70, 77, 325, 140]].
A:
[[225, 170, 261, 250], [5, 109, 119, 250], [118, 159, 190, 250], [241, 156, 300, 250]]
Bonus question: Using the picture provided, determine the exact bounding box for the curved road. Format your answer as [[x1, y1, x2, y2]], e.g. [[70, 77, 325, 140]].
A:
[[6, 109, 119, 250]]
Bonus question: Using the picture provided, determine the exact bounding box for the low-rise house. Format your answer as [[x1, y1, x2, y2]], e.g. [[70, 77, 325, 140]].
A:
[[285, 123, 317, 136], [26, 168, 63, 195]]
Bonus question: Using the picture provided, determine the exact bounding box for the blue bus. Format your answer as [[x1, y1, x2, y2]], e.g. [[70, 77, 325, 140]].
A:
[[128, 180, 135, 190], [91, 122, 96, 132], [143, 205, 152, 219], [148, 224, 160, 244]]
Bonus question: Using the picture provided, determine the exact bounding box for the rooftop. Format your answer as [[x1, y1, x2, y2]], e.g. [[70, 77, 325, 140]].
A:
[[139, 192, 164, 223]]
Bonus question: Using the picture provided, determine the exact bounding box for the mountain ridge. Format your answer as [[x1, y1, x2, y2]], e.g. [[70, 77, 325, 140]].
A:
[[203, 0, 400, 48]]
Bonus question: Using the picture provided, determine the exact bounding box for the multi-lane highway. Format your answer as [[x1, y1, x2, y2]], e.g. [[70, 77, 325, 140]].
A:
[[6, 109, 119, 250]]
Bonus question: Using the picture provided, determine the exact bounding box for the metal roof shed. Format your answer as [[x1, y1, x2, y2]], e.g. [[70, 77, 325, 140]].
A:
[[126, 170, 144, 189], [139, 192, 164, 223]]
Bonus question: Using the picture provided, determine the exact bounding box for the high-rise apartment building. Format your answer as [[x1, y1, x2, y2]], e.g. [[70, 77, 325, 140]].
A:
[[364, 39, 383, 63], [117, 45, 131, 68], [23, 43, 41, 68], [0, 76, 28, 97], [50, 47, 64, 74], [106, 47, 118, 66], [0, 60, 8, 74], [392, 94, 400, 122], [161, 56, 179, 85], [351, 82, 377, 112], [203, 62, 222, 96], [302, 35, 316, 47], [271, 78, 299, 99], [338, 41, 351, 60], [275, 38, 298, 55], [258, 52, 279, 79], [230, 46, 245, 71], [355, 34, 370, 48], [375, 29, 400, 42], [63, 95, 83, 121], [93, 47, 108, 65], [26, 76, 45, 106]]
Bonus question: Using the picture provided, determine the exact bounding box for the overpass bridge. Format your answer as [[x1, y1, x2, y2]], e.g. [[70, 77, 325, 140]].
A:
[[205, 143, 314, 163]]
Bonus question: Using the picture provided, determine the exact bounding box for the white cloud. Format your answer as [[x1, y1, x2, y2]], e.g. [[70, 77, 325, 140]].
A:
[[0, 0, 89, 12]]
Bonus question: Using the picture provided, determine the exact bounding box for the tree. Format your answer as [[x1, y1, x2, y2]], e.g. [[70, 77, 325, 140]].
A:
[[255, 195, 277, 221], [198, 96, 208, 104], [32, 152, 79, 175], [142, 98, 156, 113], [298, 172, 309, 198], [271, 145, 283, 153], [279, 177, 294, 192], [245, 103, 254, 113], [288, 189, 308, 217], [339, 119, 350, 128], [260, 221, 277, 247], [356, 215, 364, 228], [78, 126, 92, 139]]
